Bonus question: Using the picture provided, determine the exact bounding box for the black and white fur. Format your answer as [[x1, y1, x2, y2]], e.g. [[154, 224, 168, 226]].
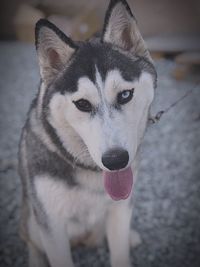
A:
[[18, 0, 157, 266]]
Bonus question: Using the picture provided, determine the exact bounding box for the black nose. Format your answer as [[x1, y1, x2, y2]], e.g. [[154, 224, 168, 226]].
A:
[[102, 148, 129, 171]]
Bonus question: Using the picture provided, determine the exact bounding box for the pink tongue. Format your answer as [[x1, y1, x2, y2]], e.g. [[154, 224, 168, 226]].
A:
[[103, 167, 133, 201]]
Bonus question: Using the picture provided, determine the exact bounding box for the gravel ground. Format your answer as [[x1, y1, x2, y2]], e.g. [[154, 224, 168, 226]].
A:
[[0, 42, 200, 267]]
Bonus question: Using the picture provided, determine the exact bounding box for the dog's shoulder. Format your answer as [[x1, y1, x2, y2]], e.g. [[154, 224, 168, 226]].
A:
[[19, 105, 77, 188]]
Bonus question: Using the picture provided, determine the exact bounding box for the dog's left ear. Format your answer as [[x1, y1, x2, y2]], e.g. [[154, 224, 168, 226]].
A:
[[102, 0, 151, 60], [35, 19, 77, 84]]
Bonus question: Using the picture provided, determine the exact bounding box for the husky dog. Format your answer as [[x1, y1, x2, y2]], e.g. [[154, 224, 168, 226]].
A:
[[18, 0, 157, 266]]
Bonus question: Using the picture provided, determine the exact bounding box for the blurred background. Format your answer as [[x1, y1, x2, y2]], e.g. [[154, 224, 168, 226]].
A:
[[0, 0, 200, 267]]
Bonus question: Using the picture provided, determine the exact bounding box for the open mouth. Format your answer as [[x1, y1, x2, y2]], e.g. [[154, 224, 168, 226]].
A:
[[103, 167, 133, 201]]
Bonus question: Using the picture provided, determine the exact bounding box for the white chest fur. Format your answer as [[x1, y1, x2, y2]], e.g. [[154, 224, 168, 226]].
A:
[[34, 168, 111, 239]]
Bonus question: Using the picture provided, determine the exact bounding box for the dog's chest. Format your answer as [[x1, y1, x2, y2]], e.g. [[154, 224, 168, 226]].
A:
[[35, 169, 110, 238], [67, 169, 109, 237], [67, 189, 108, 239]]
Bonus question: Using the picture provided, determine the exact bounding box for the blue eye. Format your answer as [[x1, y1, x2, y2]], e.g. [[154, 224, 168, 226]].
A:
[[117, 89, 134, 105]]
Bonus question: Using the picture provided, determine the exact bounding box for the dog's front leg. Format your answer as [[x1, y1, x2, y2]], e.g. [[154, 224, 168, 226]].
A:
[[106, 202, 132, 267], [39, 222, 74, 267], [34, 176, 75, 267]]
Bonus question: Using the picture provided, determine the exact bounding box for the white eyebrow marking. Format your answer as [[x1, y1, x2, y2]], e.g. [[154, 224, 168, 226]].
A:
[[71, 76, 100, 105], [104, 69, 136, 103]]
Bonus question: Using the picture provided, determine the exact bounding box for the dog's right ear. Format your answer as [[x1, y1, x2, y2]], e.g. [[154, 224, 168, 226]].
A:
[[35, 19, 77, 84], [102, 0, 151, 60]]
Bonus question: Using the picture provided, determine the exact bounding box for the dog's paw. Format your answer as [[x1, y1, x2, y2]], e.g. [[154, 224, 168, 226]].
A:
[[130, 229, 142, 248]]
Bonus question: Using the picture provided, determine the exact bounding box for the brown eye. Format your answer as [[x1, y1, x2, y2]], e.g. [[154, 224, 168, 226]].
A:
[[117, 89, 134, 105], [73, 99, 93, 112]]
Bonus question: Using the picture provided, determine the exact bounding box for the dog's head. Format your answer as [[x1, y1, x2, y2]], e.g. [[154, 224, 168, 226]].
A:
[[35, 0, 157, 200]]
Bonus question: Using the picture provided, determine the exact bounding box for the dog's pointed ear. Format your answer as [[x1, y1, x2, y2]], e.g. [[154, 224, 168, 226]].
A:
[[102, 0, 151, 60], [35, 19, 77, 84]]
